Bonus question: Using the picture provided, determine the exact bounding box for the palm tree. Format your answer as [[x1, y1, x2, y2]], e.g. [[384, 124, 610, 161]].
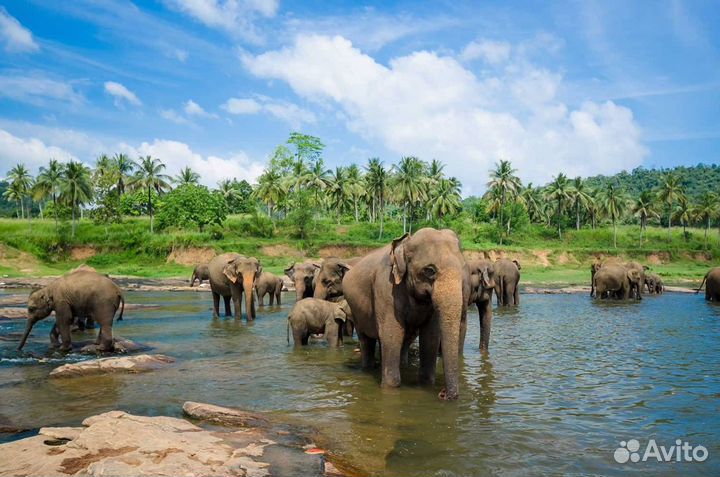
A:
[[431, 177, 462, 218], [345, 164, 364, 222], [570, 177, 593, 230], [392, 156, 427, 234], [672, 195, 692, 240], [544, 173, 572, 239], [2, 182, 24, 219], [175, 166, 200, 186], [598, 182, 628, 248], [94, 154, 114, 180], [692, 192, 719, 250], [657, 172, 684, 240], [426, 159, 446, 219], [327, 166, 350, 222], [60, 161, 93, 237], [35, 159, 64, 230], [519, 184, 542, 223], [632, 190, 659, 245], [486, 160, 521, 235], [112, 153, 134, 195], [254, 169, 286, 218], [306, 159, 331, 210], [365, 158, 387, 238], [7, 164, 32, 219], [217, 178, 241, 207], [130, 156, 171, 233]]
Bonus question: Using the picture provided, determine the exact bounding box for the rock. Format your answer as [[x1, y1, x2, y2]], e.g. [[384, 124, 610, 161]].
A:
[[0, 307, 28, 320], [39, 427, 84, 441], [0, 410, 275, 477], [78, 337, 147, 355], [49, 354, 174, 378], [183, 401, 269, 428]]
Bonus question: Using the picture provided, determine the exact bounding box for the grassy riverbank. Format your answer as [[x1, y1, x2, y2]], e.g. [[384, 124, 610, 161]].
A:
[[0, 216, 717, 286]]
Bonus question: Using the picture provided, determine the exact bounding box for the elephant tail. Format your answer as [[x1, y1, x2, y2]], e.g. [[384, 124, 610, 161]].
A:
[[695, 274, 708, 294], [117, 294, 125, 321]]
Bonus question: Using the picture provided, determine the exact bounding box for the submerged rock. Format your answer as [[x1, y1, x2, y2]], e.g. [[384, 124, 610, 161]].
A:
[[49, 354, 174, 378], [183, 401, 269, 428], [78, 337, 147, 354]]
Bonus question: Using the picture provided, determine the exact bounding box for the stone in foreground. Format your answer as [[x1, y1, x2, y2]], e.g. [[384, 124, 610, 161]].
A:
[[49, 354, 174, 378], [183, 401, 269, 428]]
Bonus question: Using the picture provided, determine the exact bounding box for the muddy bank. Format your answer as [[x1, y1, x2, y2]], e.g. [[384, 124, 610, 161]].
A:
[[522, 285, 697, 294]]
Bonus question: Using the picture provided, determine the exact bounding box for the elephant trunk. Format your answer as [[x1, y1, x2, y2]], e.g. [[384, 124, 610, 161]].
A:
[[244, 274, 256, 320], [17, 317, 38, 350], [295, 281, 306, 302], [434, 270, 463, 401], [312, 282, 326, 299]]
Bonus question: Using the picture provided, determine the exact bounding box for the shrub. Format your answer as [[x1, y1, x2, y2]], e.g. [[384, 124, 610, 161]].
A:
[[156, 185, 227, 231]]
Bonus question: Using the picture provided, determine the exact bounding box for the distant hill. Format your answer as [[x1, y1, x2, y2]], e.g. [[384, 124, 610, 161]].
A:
[[583, 163, 720, 199]]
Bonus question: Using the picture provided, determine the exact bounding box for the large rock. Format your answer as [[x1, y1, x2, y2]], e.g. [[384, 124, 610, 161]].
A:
[[183, 401, 269, 428], [49, 354, 174, 378]]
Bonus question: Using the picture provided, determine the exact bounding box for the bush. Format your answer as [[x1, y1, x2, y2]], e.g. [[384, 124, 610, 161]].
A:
[[246, 212, 274, 238], [156, 185, 227, 231]]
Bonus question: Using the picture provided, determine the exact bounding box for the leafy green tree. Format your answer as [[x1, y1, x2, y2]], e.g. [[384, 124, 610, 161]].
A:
[[156, 184, 227, 231], [6, 164, 33, 220], [431, 177, 462, 219], [287, 132, 324, 164], [692, 192, 719, 249], [544, 173, 573, 239], [60, 161, 93, 237], [120, 189, 156, 216], [217, 178, 253, 213], [657, 172, 685, 240], [327, 166, 350, 222], [306, 158, 331, 210], [112, 153, 134, 195], [345, 164, 364, 222], [174, 166, 200, 186], [672, 195, 692, 240], [570, 177, 593, 230], [285, 189, 314, 239], [254, 169, 286, 218], [486, 160, 521, 238], [2, 181, 24, 219], [392, 156, 427, 234], [598, 182, 629, 248], [130, 156, 171, 233], [632, 190, 659, 245]]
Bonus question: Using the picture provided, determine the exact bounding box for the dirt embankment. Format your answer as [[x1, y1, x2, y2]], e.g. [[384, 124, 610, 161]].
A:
[[166, 247, 216, 265]]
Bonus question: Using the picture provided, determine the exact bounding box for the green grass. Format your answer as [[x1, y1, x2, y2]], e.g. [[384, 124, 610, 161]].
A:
[[0, 216, 717, 285]]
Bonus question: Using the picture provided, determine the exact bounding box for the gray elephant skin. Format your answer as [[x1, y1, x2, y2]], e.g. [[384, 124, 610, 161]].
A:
[[494, 258, 521, 306], [18, 270, 125, 352], [645, 273, 664, 295], [285, 261, 321, 301], [255, 271, 283, 306], [190, 264, 210, 287], [465, 259, 496, 352], [287, 298, 351, 347], [313, 256, 362, 337], [696, 267, 720, 301], [208, 253, 261, 320], [593, 263, 643, 300], [343, 228, 467, 400]]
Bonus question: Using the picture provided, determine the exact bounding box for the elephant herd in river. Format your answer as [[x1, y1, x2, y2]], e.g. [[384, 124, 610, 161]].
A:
[[15, 227, 720, 400]]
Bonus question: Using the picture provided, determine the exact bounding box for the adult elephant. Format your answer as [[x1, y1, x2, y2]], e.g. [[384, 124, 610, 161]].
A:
[[284, 261, 321, 301], [255, 271, 283, 306], [645, 273, 664, 295], [593, 263, 643, 300], [494, 258, 521, 306], [208, 253, 261, 320], [343, 228, 467, 400], [465, 259, 496, 352], [696, 267, 720, 301], [625, 261, 648, 298], [189, 264, 210, 287], [18, 270, 124, 352], [313, 257, 362, 300]]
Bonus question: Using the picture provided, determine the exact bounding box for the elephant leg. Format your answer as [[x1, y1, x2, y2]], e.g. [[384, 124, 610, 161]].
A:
[[358, 332, 376, 369], [458, 310, 467, 356], [55, 304, 73, 352], [513, 283, 520, 305], [292, 327, 305, 347], [267, 291, 273, 306], [276, 290, 282, 306], [378, 319, 404, 388], [503, 281, 512, 306], [49, 324, 60, 348], [223, 296, 232, 317], [344, 320, 354, 338], [97, 321, 114, 352], [301, 331, 310, 346], [86, 317, 96, 329], [212, 292, 220, 318], [479, 299, 493, 352], [418, 321, 440, 385]]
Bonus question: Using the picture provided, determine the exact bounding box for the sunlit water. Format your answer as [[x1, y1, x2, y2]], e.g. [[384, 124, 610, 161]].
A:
[[1, 290, 719, 476]]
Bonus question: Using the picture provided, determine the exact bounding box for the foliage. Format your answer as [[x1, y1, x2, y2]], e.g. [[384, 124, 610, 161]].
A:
[[156, 184, 227, 231]]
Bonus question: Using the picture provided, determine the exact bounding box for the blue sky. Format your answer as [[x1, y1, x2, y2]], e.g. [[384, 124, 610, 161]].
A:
[[0, 0, 718, 194]]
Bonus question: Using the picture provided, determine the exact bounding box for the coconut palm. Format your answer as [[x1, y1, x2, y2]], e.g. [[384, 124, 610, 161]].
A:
[[672, 195, 692, 240], [254, 169, 286, 218], [431, 177, 462, 218], [544, 173, 573, 239], [391, 156, 427, 234], [598, 182, 629, 248], [35, 159, 64, 229], [306, 159, 331, 210], [570, 177, 593, 230], [130, 156, 171, 233], [365, 158, 388, 238], [175, 166, 200, 186], [60, 161, 93, 237], [112, 153, 134, 195], [6, 164, 33, 219], [692, 192, 719, 249], [657, 172, 685, 240], [327, 166, 351, 222], [518, 184, 542, 223], [345, 164, 364, 222], [2, 182, 24, 219], [486, 160, 521, 233], [632, 190, 659, 245]]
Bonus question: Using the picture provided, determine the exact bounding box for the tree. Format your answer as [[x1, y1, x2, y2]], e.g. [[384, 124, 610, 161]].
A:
[[544, 173, 572, 239], [570, 177, 593, 230], [345, 164, 364, 222], [306, 158, 331, 210], [254, 169, 286, 218], [287, 132, 324, 164], [2, 181, 24, 219], [672, 195, 692, 240], [519, 184, 542, 223], [217, 178, 253, 213], [130, 156, 171, 233], [6, 164, 32, 220], [431, 177, 462, 219], [657, 172, 685, 240], [60, 161, 93, 237], [632, 190, 659, 245], [112, 153, 134, 195], [692, 192, 719, 249], [156, 184, 227, 231], [365, 158, 388, 238], [327, 166, 350, 222], [598, 182, 628, 248], [392, 156, 427, 234], [486, 160, 521, 239], [175, 166, 200, 186]]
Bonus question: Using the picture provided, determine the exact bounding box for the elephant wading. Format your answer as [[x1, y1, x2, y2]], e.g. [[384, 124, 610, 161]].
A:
[[313, 257, 362, 301], [465, 259, 496, 352], [285, 261, 321, 301], [696, 267, 720, 301], [343, 228, 467, 400], [190, 264, 210, 287], [645, 273, 664, 295], [18, 270, 125, 352], [255, 271, 283, 306], [208, 253, 261, 320], [494, 258, 521, 306], [593, 263, 643, 300], [287, 298, 351, 347]]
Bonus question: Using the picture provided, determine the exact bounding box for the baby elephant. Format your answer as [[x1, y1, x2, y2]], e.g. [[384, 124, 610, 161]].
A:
[[287, 298, 352, 348]]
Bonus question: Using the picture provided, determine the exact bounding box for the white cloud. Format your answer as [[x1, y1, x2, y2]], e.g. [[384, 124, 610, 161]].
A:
[[120, 139, 265, 186], [0, 7, 39, 53], [460, 39, 511, 64], [104, 81, 141, 107], [160, 109, 191, 125], [0, 75, 83, 105], [242, 34, 648, 193], [0, 129, 77, 176], [184, 99, 216, 118], [221, 96, 315, 128]]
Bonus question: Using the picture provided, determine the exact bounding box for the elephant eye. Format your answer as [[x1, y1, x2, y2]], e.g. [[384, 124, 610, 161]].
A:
[[422, 266, 437, 280]]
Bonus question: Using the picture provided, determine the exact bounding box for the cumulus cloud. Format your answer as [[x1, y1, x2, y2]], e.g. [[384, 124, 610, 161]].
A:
[[184, 99, 216, 118], [242, 34, 647, 193], [0, 75, 83, 105], [0, 128, 77, 176], [160, 109, 191, 125], [460, 39, 511, 64], [120, 139, 265, 186], [221, 96, 315, 128], [0, 7, 39, 53], [104, 81, 142, 107]]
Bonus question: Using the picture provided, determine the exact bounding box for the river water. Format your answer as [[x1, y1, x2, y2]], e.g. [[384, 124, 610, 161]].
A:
[[1, 290, 718, 476]]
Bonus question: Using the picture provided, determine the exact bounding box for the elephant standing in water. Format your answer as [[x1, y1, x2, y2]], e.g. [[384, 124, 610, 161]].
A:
[[593, 263, 643, 300], [255, 271, 283, 306], [208, 253, 261, 320], [625, 261, 648, 298], [696, 267, 720, 301], [284, 261, 321, 301], [190, 264, 210, 287], [494, 259, 521, 306], [287, 298, 351, 347], [465, 259, 496, 352], [313, 257, 361, 337], [18, 270, 125, 352], [343, 228, 467, 400], [645, 273, 664, 295]]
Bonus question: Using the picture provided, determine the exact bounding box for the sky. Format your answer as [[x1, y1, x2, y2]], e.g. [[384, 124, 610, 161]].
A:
[[0, 0, 718, 195]]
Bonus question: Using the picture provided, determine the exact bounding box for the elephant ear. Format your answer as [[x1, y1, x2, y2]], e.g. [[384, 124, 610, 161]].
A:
[[284, 263, 295, 279], [337, 262, 352, 278], [223, 258, 239, 283], [390, 233, 409, 285], [513, 259, 522, 270]]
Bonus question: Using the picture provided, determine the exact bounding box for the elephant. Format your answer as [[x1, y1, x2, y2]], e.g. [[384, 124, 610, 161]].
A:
[[494, 258, 521, 306], [624, 261, 648, 298], [286, 298, 352, 348], [312, 257, 362, 301], [645, 273, 664, 295], [284, 261, 321, 301], [18, 270, 125, 352], [593, 263, 643, 300], [343, 228, 467, 400], [465, 259, 496, 352], [208, 253, 261, 320], [255, 271, 283, 306], [190, 264, 210, 287], [696, 267, 720, 301]]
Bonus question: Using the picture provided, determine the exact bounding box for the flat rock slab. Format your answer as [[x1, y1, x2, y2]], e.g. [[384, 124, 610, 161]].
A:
[[183, 401, 269, 428], [49, 354, 174, 378]]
